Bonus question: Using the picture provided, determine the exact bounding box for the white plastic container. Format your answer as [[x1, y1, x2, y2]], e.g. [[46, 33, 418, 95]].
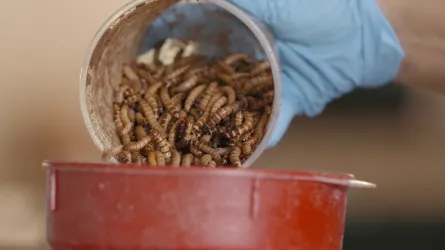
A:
[[79, 0, 282, 168]]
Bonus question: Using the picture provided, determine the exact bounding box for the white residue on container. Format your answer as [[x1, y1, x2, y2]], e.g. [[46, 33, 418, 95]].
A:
[[137, 38, 200, 67]]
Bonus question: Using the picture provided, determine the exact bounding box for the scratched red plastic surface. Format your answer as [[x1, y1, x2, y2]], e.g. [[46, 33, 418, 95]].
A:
[[45, 162, 352, 250]]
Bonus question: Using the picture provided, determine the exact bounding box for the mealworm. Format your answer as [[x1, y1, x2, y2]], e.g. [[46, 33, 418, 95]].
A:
[[229, 146, 242, 167], [184, 84, 206, 112], [215, 147, 231, 156], [134, 125, 147, 140], [191, 140, 222, 164], [132, 151, 147, 164], [155, 151, 166, 166], [190, 143, 204, 157], [120, 82, 134, 95], [193, 157, 201, 166], [235, 111, 243, 127], [173, 75, 199, 93], [171, 150, 181, 167], [220, 86, 236, 104], [165, 64, 190, 80], [197, 81, 219, 111], [135, 66, 158, 85], [200, 134, 212, 143], [159, 86, 171, 105], [193, 92, 223, 132], [116, 151, 132, 164], [166, 48, 185, 75], [240, 130, 253, 143], [210, 134, 220, 148], [164, 64, 191, 87], [210, 96, 227, 114], [183, 115, 195, 142], [135, 112, 146, 125], [139, 99, 164, 134], [263, 90, 274, 103], [232, 72, 250, 80], [171, 92, 186, 104], [175, 118, 187, 141], [221, 155, 229, 165], [189, 108, 201, 121], [109, 40, 274, 168], [125, 135, 151, 152], [147, 150, 157, 166], [140, 78, 148, 94], [144, 142, 156, 152], [147, 81, 163, 95], [113, 103, 124, 132], [123, 93, 138, 106], [123, 64, 142, 91], [186, 66, 213, 78], [224, 53, 249, 66], [157, 97, 165, 115], [216, 73, 234, 86], [208, 97, 247, 128], [121, 133, 131, 145], [120, 104, 133, 135], [251, 61, 271, 76], [254, 106, 271, 143], [149, 128, 171, 160], [244, 75, 274, 92], [200, 154, 212, 166], [154, 67, 166, 79], [181, 153, 193, 167], [177, 110, 187, 119], [143, 92, 159, 119], [247, 96, 267, 111], [116, 84, 131, 103], [168, 119, 181, 147], [215, 60, 235, 75], [242, 138, 256, 155], [229, 112, 254, 138], [113, 102, 121, 111], [208, 160, 216, 168], [127, 107, 136, 122], [160, 87, 181, 118], [129, 130, 137, 141], [159, 112, 172, 131]]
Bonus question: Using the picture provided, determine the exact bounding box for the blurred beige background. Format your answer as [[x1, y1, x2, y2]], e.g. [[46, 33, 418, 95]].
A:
[[0, 0, 444, 249]]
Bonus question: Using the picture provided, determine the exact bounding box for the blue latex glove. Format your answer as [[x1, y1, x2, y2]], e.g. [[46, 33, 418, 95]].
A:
[[144, 0, 405, 148]]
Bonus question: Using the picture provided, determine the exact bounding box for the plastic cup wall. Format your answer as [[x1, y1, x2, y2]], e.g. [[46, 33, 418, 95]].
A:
[[79, 0, 282, 168]]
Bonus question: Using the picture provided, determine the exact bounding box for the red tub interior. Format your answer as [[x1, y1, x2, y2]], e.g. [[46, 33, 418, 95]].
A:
[[43, 161, 374, 250]]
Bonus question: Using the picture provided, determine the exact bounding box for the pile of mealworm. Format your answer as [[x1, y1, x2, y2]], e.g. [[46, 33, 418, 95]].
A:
[[103, 39, 273, 168]]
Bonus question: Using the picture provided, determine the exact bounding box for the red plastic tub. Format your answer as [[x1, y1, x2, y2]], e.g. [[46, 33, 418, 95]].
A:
[[44, 161, 375, 250]]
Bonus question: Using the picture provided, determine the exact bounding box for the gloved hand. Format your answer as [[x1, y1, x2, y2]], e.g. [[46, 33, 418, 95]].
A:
[[226, 0, 404, 147], [145, 0, 405, 148]]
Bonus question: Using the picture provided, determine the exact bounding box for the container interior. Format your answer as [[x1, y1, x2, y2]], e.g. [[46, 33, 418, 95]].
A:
[[82, 0, 274, 160]]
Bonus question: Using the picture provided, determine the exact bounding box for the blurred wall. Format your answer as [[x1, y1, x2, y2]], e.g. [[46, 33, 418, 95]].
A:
[[0, 0, 444, 249]]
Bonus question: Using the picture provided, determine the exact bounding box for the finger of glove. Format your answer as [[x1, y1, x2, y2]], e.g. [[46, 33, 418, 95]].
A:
[[226, 0, 404, 87], [226, 0, 347, 42]]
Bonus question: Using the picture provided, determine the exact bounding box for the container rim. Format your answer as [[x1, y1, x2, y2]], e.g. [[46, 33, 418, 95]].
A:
[[42, 161, 376, 189], [79, 0, 282, 169]]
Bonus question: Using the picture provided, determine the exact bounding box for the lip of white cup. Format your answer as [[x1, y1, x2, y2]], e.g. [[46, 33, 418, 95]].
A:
[[79, 0, 282, 168]]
